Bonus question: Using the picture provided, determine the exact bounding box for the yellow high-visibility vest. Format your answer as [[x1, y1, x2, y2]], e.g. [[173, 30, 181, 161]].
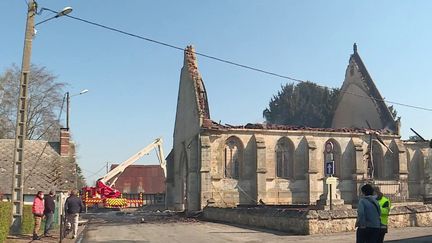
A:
[[378, 196, 391, 226]]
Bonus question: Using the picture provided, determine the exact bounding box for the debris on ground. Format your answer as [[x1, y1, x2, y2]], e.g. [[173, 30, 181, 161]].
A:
[[81, 208, 202, 225]]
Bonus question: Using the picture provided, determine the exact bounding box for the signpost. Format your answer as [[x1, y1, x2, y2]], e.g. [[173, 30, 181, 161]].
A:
[[325, 141, 334, 210], [326, 161, 334, 210], [326, 161, 335, 176]]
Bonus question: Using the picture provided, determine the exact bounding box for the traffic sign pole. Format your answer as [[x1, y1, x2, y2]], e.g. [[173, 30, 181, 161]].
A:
[[330, 183, 333, 210]]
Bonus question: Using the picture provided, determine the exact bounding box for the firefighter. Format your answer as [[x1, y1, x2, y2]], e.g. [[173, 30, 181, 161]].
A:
[[374, 186, 391, 243]]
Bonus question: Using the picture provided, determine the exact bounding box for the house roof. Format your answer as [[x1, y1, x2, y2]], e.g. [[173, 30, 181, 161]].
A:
[[0, 139, 76, 195], [110, 164, 165, 194]]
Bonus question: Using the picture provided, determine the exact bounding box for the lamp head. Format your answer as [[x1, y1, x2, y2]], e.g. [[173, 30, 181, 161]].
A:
[[79, 89, 89, 95], [56, 7, 73, 17]]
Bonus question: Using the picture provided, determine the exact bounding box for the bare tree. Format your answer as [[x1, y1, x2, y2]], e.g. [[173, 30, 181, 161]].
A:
[[0, 64, 66, 140]]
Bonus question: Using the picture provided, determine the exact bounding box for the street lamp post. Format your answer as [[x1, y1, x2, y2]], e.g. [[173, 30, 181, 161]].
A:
[[65, 89, 88, 191], [11, 1, 73, 232], [75, 163, 78, 189], [66, 89, 89, 129]]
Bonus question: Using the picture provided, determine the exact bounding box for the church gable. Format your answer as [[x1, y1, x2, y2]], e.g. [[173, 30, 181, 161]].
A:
[[173, 46, 211, 142], [332, 44, 397, 133], [183, 45, 210, 120]]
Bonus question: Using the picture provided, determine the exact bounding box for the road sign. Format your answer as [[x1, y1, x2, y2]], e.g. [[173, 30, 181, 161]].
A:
[[325, 141, 334, 153], [326, 161, 335, 176]]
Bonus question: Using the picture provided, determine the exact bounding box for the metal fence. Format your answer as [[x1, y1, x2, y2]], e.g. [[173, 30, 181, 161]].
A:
[[369, 180, 418, 202], [122, 193, 165, 205]]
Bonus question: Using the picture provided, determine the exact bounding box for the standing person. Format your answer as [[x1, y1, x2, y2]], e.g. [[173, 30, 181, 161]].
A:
[[375, 187, 391, 243], [44, 191, 55, 237], [32, 191, 45, 240], [65, 189, 84, 239], [356, 184, 381, 243]]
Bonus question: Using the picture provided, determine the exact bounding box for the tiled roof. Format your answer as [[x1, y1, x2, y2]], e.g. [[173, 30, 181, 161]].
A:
[[110, 164, 165, 194], [0, 139, 76, 195]]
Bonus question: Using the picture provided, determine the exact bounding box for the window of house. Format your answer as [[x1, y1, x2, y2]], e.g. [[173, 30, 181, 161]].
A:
[[224, 137, 242, 179], [276, 137, 293, 179]]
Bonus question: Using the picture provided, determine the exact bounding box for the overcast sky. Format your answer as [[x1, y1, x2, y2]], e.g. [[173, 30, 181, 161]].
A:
[[2, 0, 431, 183]]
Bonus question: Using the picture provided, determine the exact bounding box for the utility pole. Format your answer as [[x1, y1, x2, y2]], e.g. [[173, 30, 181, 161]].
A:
[[66, 91, 70, 129], [11, 0, 36, 232], [75, 163, 78, 189]]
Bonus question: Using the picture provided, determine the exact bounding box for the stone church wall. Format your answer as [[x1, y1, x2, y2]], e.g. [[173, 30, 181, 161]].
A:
[[200, 129, 406, 209], [203, 205, 432, 235]]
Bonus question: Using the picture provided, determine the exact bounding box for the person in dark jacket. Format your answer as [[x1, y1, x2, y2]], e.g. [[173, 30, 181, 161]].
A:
[[356, 184, 381, 243], [43, 191, 55, 237], [65, 189, 84, 239]]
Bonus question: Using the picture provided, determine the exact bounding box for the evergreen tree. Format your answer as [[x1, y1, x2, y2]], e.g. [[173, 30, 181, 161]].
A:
[[263, 81, 340, 128]]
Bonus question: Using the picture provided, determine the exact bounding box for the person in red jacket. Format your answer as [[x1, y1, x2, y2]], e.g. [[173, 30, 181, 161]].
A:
[[32, 191, 45, 240]]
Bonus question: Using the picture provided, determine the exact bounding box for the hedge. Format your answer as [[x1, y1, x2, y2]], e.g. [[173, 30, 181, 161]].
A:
[[21, 205, 36, 235], [0, 203, 46, 242], [21, 205, 50, 235], [0, 202, 12, 243]]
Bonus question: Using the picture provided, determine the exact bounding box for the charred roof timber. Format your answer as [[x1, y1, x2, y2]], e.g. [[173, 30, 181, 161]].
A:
[[202, 118, 396, 135], [410, 128, 432, 148]]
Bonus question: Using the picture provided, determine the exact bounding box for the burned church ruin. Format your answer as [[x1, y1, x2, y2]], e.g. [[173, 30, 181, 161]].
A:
[[166, 44, 432, 212]]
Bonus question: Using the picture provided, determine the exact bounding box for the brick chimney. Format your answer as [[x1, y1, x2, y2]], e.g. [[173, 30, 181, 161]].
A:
[[60, 128, 70, 157]]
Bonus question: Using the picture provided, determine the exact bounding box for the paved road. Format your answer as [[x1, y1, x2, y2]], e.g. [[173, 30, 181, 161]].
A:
[[80, 212, 432, 243]]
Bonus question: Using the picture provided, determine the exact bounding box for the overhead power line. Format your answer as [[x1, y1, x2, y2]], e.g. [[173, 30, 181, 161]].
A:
[[82, 164, 107, 179], [42, 8, 432, 112]]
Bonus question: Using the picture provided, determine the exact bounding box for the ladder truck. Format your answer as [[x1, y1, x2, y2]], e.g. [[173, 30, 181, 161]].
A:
[[82, 138, 166, 208]]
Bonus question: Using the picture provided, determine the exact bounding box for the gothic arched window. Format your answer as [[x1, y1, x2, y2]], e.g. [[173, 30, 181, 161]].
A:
[[276, 137, 294, 179], [372, 141, 384, 179], [224, 137, 243, 179], [324, 139, 342, 178]]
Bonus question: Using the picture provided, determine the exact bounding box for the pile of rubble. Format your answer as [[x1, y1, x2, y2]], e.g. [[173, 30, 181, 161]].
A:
[[136, 210, 201, 224]]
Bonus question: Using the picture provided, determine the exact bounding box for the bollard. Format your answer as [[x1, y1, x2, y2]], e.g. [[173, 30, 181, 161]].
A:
[[59, 213, 63, 242], [85, 191, 89, 213], [59, 214, 65, 242]]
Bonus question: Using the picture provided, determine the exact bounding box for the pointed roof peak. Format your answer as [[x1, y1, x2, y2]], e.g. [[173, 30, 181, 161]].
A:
[[183, 44, 200, 80], [332, 44, 398, 133], [353, 43, 358, 54], [181, 45, 211, 119], [184, 45, 197, 67]]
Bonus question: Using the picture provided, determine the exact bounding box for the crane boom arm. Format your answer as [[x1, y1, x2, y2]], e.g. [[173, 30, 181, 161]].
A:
[[156, 142, 167, 178], [100, 138, 164, 187]]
